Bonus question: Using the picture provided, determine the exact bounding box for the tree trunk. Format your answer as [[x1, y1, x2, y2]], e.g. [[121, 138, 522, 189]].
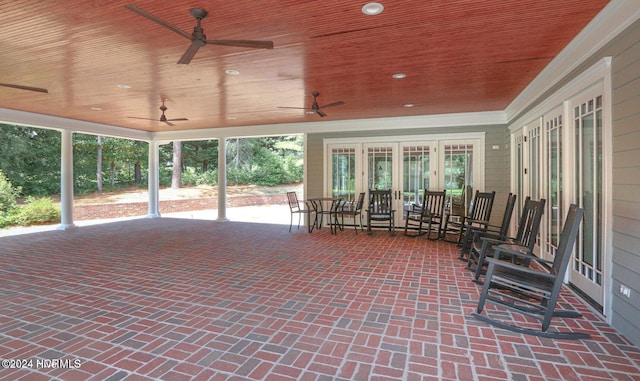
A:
[[97, 136, 103, 194], [110, 161, 116, 186], [134, 162, 141, 184], [172, 141, 182, 189]]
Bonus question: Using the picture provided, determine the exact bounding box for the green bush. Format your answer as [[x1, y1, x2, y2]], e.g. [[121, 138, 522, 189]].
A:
[[196, 170, 217, 186], [180, 168, 200, 187], [13, 196, 61, 226], [0, 170, 21, 213]]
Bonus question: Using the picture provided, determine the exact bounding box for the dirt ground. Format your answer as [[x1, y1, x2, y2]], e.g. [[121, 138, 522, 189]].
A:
[[71, 183, 303, 205]]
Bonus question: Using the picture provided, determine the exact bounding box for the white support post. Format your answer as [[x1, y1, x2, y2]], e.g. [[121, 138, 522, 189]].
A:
[[147, 141, 161, 218], [216, 137, 228, 222], [58, 129, 75, 230]]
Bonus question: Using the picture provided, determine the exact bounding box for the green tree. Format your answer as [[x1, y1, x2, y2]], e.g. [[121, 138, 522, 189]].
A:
[[0, 124, 61, 196]]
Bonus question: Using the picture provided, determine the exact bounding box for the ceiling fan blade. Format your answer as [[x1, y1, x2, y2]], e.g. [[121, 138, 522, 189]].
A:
[[319, 101, 345, 109], [166, 118, 189, 122], [316, 110, 327, 118], [0, 83, 48, 93], [277, 106, 311, 110], [124, 5, 191, 40], [127, 116, 156, 121], [206, 39, 274, 49], [165, 121, 176, 127], [177, 44, 201, 64]]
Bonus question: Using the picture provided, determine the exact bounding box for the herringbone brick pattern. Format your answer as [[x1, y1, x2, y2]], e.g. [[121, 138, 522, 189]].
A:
[[1, 218, 639, 380]]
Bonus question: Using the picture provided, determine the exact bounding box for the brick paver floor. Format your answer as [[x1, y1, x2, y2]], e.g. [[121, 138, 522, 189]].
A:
[[1, 217, 639, 380]]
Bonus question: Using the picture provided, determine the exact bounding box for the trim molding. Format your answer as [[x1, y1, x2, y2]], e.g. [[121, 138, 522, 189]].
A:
[[0, 108, 151, 141], [152, 111, 505, 141]]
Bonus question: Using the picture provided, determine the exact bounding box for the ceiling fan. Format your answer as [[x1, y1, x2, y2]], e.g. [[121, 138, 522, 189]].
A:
[[125, 5, 274, 64], [128, 101, 188, 127], [278, 92, 345, 117], [0, 83, 48, 93]]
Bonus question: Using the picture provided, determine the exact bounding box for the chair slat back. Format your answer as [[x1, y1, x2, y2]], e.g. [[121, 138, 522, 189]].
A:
[[423, 190, 447, 217], [468, 191, 496, 222], [551, 204, 584, 277], [368, 189, 393, 215], [514, 197, 546, 250]]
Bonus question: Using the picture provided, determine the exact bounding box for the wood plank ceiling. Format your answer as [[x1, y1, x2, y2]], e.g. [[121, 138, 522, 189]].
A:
[[0, 1, 610, 133]]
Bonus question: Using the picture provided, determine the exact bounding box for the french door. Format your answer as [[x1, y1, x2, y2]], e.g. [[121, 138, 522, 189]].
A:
[[570, 91, 606, 306], [512, 83, 609, 310], [326, 134, 483, 228]]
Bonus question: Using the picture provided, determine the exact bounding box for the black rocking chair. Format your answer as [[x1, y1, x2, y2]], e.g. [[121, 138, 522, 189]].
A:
[[459, 193, 517, 262], [404, 190, 446, 239], [366, 189, 395, 235], [472, 204, 588, 339], [442, 190, 495, 244], [468, 198, 545, 281]]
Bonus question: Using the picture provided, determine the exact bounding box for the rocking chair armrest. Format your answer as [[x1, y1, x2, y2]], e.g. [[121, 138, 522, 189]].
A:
[[494, 245, 554, 267], [465, 218, 491, 227], [405, 208, 422, 218], [410, 203, 423, 212], [479, 236, 511, 246], [492, 245, 554, 269], [493, 244, 531, 259], [485, 257, 555, 280]]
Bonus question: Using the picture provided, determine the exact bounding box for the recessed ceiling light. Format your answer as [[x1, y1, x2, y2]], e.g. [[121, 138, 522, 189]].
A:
[[225, 69, 240, 75], [90, 106, 102, 111], [362, 2, 384, 16], [117, 84, 131, 89], [392, 73, 406, 79], [403, 103, 415, 108], [305, 111, 315, 115], [226, 116, 237, 120]]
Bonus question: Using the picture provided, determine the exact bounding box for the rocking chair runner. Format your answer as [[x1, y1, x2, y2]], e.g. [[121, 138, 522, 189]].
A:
[[459, 193, 517, 261], [472, 204, 588, 339], [404, 190, 446, 239], [468, 198, 545, 281]]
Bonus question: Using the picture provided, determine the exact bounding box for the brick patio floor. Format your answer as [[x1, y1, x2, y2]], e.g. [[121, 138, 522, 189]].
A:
[[1, 218, 639, 380]]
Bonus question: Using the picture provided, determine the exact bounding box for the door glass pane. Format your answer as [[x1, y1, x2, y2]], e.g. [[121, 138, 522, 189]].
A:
[[515, 134, 524, 222], [574, 96, 603, 285], [443, 144, 473, 214], [368, 147, 393, 190], [331, 147, 356, 201], [529, 126, 540, 201], [546, 115, 562, 252], [402, 145, 430, 214]]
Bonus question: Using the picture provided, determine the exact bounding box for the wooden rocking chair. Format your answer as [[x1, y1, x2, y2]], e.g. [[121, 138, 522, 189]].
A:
[[459, 193, 517, 261], [403, 190, 446, 239], [472, 204, 589, 339], [468, 197, 545, 281], [442, 190, 495, 244], [366, 189, 395, 235]]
